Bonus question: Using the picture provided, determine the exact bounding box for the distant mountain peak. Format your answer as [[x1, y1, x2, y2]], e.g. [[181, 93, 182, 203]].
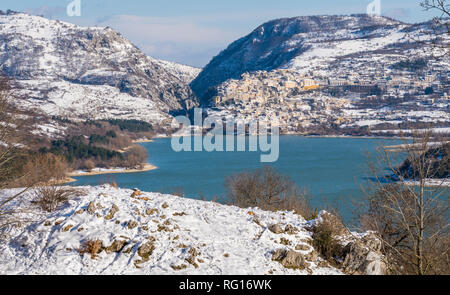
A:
[[0, 13, 200, 126], [190, 14, 432, 104]]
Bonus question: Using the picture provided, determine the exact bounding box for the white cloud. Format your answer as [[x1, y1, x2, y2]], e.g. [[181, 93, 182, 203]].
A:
[[93, 14, 240, 67]]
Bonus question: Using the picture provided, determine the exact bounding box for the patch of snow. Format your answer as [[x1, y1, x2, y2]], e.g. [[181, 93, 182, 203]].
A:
[[0, 185, 342, 275]]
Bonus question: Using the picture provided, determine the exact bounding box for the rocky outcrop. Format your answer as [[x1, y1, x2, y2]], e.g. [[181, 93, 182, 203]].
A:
[[268, 223, 299, 235], [272, 249, 310, 270], [105, 239, 128, 254], [341, 233, 386, 275], [311, 212, 386, 275], [105, 204, 119, 220], [137, 241, 155, 261]]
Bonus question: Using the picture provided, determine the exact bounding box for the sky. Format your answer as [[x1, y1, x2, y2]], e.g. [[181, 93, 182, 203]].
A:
[[0, 0, 440, 67]]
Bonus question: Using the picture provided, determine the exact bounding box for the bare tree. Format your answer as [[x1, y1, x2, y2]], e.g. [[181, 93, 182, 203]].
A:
[[361, 131, 449, 274], [0, 77, 62, 233], [0, 77, 33, 232], [414, 0, 450, 57]]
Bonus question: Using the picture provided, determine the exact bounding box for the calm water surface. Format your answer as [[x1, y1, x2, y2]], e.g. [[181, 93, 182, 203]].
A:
[[72, 136, 400, 219]]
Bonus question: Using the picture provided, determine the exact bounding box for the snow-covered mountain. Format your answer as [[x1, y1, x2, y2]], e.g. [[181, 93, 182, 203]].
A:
[[190, 14, 439, 104], [0, 12, 200, 126]]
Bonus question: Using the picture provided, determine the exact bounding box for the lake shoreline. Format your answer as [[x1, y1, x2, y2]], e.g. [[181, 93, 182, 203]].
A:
[[67, 163, 158, 178], [132, 139, 154, 143], [151, 134, 408, 140]]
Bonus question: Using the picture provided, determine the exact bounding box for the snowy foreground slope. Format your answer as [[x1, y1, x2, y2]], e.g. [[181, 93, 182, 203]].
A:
[[0, 185, 360, 275]]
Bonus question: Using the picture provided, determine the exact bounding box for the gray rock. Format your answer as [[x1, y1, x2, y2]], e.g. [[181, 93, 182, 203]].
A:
[[105, 239, 128, 254], [127, 220, 139, 230], [272, 249, 310, 270], [295, 244, 311, 251], [87, 202, 96, 215], [105, 204, 119, 220], [341, 233, 386, 275], [268, 224, 284, 234], [284, 224, 299, 235]]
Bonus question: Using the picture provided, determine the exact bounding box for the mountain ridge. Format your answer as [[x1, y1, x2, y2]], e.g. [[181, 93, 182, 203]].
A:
[[0, 12, 200, 128], [190, 14, 435, 104]]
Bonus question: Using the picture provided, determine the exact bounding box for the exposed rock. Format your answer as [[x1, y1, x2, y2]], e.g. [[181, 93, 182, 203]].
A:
[[280, 238, 292, 246], [185, 255, 199, 268], [295, 244, 311, 251], [75, 209, 85, 215], [284, 224, 299, 235], [272, 249, 310, 270], [146, 208, 159, 215], [87, 202, 96, 215], [188, 247, 200, 257], [127, 220, 138, 230], [305, 250, 319, 262], [268, 224, 284, 234], [62, 225, 73, 232], [130, 190, 142, 198], [317, 260, 330, 268], [105, 204, 119, 220], [171, 264, 187, 271], [105, 239, 128, 254], [54, 219, 64, 226], [137, 241, 155, 261], [157, 224, 173, 232], [341, 233, 386, 275]]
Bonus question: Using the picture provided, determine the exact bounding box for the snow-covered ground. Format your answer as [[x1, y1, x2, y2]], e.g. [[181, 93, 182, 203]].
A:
[[404, 178, 450, 187], [0, 185, 343, 275], [0, 13, 197, 128]]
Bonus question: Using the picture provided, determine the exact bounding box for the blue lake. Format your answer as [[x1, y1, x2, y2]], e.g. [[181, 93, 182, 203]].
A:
[[72, 136, 400, 220]]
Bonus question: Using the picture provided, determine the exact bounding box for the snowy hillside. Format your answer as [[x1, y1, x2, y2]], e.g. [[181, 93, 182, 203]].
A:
[[0, 185, 384, 275], [154, 59, 201, 84], [191, 14, 439, 102], [0, 12, 199, 125]]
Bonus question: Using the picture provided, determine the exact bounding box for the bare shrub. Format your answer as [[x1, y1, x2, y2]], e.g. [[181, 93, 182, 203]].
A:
[[109, 134, 132, 150], [33, 186, 81, 212], [225, 167, 312, 218], [418, 0, 450, 56], [124, 145, 148, 169], [0, 77, 38, 233], [81, 159, 95, 172], [311, 213, 347, 263], [98, 175, 118, 188], [170, 187, 185, 198]]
